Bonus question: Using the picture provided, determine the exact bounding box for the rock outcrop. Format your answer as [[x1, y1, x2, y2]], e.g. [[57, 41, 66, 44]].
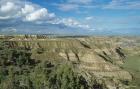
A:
[[3, 35, 139, 88]]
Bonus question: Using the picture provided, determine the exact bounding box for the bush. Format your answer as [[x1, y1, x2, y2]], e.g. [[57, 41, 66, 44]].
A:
[[0, 41, 33, 66]]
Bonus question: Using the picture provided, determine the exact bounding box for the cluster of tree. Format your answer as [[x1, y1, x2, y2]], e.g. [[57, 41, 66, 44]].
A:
[[0, 41, 107, 89], [0, 41, 34, 66]]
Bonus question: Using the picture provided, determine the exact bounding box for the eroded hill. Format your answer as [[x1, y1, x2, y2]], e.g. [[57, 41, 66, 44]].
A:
[[1, 35, 140, 89]]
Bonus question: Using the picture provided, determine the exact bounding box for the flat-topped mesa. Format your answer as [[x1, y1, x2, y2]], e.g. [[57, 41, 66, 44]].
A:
[[7, 39, 84, 49]]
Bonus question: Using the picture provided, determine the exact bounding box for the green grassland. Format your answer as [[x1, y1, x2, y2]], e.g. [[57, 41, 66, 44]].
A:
[[122, 55, 140, 88]]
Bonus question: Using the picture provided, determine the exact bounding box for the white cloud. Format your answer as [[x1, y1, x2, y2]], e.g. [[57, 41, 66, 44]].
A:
[[0, 0, 91, 30], [57, 18, 90, 29], [48, 13, 56, 18], [1, 27, 17, 33], [0, 2, 16, 12], [78, 24, 90, 29], [53, 3, 79, 11], [48, 17, 90, 29], [85, 16, 94, 20], [25, 8, 48, 21], [0, 1, 21, 19], [0, 16, 11, 20], [21, 4, 35, 14], [68, 0, 92, 4], [104, 0, 140, 9], [89, 28, 95, 31], [61, 18, 79, 26], [24, 8, 56, 22], [53, 0, 94, 11], [55, 0, 140, 11]]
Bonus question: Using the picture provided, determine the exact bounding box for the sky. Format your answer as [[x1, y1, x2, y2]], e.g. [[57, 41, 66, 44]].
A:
[[0, 0, 140, 35]]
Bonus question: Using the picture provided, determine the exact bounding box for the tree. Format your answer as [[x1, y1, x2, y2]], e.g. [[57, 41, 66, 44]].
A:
[[0, 41, 33, 66]]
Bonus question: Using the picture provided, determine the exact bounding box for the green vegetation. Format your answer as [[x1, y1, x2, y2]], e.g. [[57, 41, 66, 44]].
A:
[[122, 55, 140, 89], [0, 41, 107, 89]]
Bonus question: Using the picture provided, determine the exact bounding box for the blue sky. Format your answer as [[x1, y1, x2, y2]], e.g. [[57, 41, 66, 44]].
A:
[[0, 0, 140, 35]]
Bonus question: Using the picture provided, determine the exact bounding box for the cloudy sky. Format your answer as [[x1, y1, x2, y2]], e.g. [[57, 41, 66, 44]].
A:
[[0, 0, 140, 35]]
